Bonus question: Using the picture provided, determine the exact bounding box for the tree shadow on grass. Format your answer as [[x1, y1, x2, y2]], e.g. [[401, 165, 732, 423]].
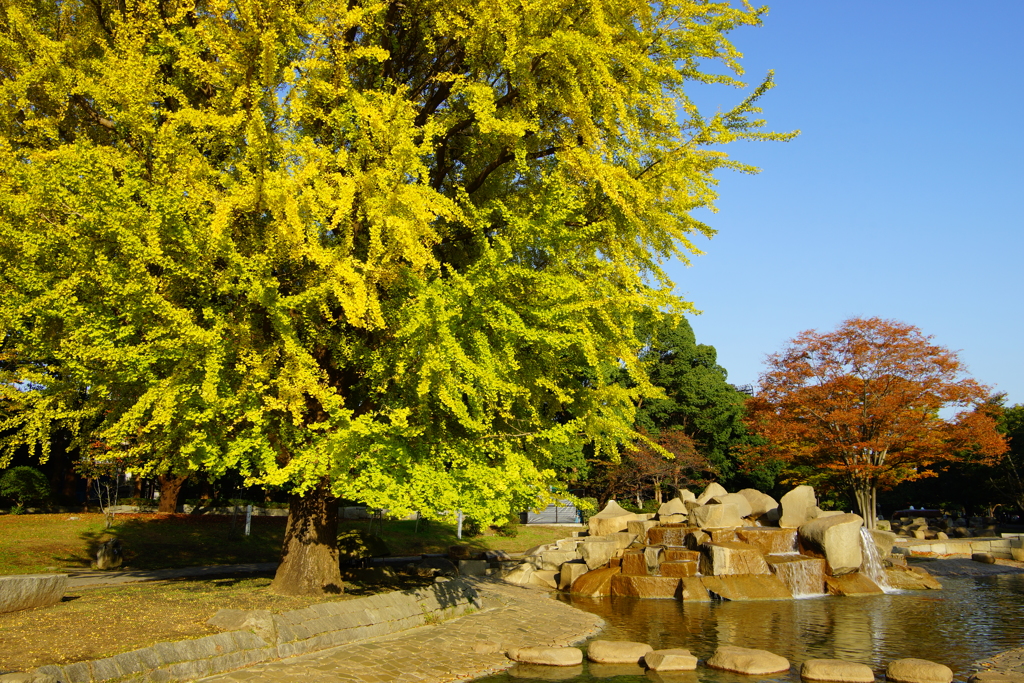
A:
[[61, 514, 287, 571]]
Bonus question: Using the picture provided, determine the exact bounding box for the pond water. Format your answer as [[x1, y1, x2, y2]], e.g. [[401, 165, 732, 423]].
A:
[[475, 572, 1024, 683]]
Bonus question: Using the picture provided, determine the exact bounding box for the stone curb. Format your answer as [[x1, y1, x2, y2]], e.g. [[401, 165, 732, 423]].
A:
[[23, 579, 482, 683]]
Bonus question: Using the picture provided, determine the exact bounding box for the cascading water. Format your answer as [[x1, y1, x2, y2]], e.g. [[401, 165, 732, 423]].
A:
[[859, 526, 893, 592], [766, 554, 826, 597]]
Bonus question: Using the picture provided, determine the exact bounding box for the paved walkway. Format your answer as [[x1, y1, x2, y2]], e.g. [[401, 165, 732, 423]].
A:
[[198, 579, 604, 683], [64, 563, 279, 589]]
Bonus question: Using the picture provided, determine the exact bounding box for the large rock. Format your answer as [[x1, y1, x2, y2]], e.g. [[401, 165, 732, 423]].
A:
[[884, 565, 942, 591], [700, 541, 771, 576], [570, 567, 620, 597], [798, 513, 864, 575], [95, 539, 123, 570], [0, 574, 68, 614], [588, 500, 640, 536], [701, 575, 793, 600], [802, 659, 876, 682], [501, 563, 536, 586], [530, 569, 559, 589], [736, 528, 798, 555], [627, 519, 659, 540], [696, 482, 729, 505], [509, 647, 584, 667], [658, 497, 689, 518], [681, 576, 710, 601], [604, 531, 639, 549], [886, 659, 953, 683], [621, 549, 648, 576], [587, 640, 653, 664], [711, 493, 753, 518], [780, 485, 818, 528], [869, 529, 898, 557], [707, 645, 791, 675], [531, 550, 579, 571], [659, 560, 698, 577], [557, 562, 590, 590], [691, 503, 743, 530], [579, 540, 618, 570], [610, 575, 684, 599], [647, 525, 691, 546], [678, 489, 697, 502], [738, 488, 780, 521], [665, 548, 700, 562], [645, 649, 698, 672], [825, 573, 883, 596]]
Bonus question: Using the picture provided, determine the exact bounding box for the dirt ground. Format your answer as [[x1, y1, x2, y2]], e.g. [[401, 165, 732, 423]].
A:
[[0, 570, 433, 673]]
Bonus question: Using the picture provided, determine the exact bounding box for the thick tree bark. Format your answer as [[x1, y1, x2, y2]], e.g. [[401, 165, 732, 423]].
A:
[[270, 481, 343, 596], [157, 474, 187, 513]]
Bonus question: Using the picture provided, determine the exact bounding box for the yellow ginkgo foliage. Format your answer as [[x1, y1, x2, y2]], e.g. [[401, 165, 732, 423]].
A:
[[0, 0, 795, 594]]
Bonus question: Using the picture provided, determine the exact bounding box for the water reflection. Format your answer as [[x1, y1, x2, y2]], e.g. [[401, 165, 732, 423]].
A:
[[476, 575, 1024, 683]]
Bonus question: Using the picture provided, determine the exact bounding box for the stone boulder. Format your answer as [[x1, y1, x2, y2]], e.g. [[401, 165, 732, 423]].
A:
[[610, 575, 684, 599], [95, 538, 123, 570], [501, 563, 536, 586], [659, 561, 698, 577], [579, 540, 618, 570], [644, 649, 698, 672], [885, 565, 942, 591], [701, 541, 771, 576], [707, 645, 791, 675], [588, 500, 640, 536], [570, 566, 620, 597], [691, 503, 743, 530], [869, 529, 898, 557], [627, 520, 658, 540], [701, 575, 793, 600], [696, 482, 728, 505], [886, 659, 953, 683], [780, 485, 818, 528], [737, 528, 798, 555], [738, 488, 781, 521], [711, 493, 753, 518], [0, 574, 67, 614], [825, 573, 883, 596], [647, 525, 690, 546], [621, 549, 647, 576], [587, 640, 653, 664], [658, 497, 688, 518], [973, 552, 997, 564], [802, 659, 876, 682], [509, 647, 583, 667], [557, 561, 590, 590], [530, 550, 579, 571], [530, 569, 559, 589], [678, 489, 697, 502], [798, 513, 864, 575]]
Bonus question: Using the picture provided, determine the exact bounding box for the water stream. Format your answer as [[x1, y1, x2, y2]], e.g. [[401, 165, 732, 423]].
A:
[[475, 572, 1024, 683], [860, 528, 892, 592]]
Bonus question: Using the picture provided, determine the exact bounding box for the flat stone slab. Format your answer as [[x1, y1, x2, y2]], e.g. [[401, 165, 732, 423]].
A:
[[887, 658, 954, 683], [645, 649, 698, 671], [802, 659, 876, 682], [610, 575, 683, 599], [707, 645, 791, 675], [0, 574, 67, 614], [702, 575, 793, 601], [587, 640, 652, 664], [509, 646, 583, 666]]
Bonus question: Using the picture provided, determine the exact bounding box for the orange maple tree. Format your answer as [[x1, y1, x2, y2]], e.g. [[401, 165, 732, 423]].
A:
[[745, 317, 1007, 528]]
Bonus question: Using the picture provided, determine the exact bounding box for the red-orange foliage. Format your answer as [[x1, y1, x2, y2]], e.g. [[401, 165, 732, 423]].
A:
[[746, 317, 1007, 527]]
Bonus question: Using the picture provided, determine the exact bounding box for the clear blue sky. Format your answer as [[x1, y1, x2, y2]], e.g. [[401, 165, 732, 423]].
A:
[[667, 2, 1024, 405]]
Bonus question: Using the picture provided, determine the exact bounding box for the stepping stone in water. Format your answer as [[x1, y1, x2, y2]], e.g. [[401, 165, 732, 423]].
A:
[[802, 659, 876, 682]]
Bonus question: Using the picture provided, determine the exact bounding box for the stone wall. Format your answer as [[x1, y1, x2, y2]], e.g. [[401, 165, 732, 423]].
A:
[[895, 535, 1023, 559], [31, 580, 482, 683]]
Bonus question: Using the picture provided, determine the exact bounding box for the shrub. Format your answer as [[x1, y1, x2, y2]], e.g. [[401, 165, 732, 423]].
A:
[[0, 466, 50, 511]]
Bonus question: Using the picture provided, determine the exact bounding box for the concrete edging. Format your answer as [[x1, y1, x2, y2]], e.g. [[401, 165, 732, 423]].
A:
[[28, 579, 482, 683]]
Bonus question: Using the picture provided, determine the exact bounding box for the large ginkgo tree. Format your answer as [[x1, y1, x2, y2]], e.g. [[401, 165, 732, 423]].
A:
[[0, 0, 793, 594]]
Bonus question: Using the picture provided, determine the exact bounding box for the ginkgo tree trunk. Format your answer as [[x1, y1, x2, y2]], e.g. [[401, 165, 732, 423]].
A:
[[0, 0, 794, 595]]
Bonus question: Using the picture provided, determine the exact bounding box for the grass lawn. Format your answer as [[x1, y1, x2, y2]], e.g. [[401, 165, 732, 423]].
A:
[[0, 512, 578, 574], [0, 514, 579, 671], [0, 572, 433, 672]]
